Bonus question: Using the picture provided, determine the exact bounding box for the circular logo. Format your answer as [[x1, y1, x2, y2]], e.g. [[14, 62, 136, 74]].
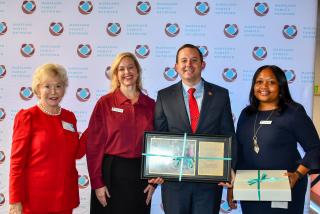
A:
[[252, 46, 267, 61], [284, 69, 296, 83], [224, 24, 239, 38], [49, 22, 64, 36], [135, 45, 150, 59], [22, 0, 36, 14], [165, 23, 180, 37], [77, 44, 92, 58], [0, 65, 6, 79], [222, 68, 237, 82], [106, 23, 121, 37], [0, 22, 7, 35], [282, 25, 298, 39], [163, 67, 178, 81], [20, 44, 35, 57], [136, 1, 151, 15], [197, 46, 208, 58], [0, 108, 5, 121], [0, 151, 5, 164], [0, 193, 5, 206], [78, 1, 93, 15], [76, 88, 91, 102], [78, 175, 89, 189], [105, 66, 111, 80], [254, 2, 269, 16], [20, 87, 34, 101], [195, 2, 210, 15]]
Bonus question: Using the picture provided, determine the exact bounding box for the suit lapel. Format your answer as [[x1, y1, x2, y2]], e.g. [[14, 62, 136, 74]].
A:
[[175, 82, 193, 132], [197, 81, 215, 132]]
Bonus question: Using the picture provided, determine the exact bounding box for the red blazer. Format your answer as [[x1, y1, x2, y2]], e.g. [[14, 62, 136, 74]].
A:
[[9, 106, 86, 212]]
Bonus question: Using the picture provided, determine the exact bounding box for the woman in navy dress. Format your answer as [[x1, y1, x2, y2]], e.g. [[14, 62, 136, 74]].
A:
[[228, 65, 320, 213]]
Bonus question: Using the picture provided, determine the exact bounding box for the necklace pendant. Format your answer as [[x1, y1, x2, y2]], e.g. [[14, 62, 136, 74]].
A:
[[253, 136, 260, 154]]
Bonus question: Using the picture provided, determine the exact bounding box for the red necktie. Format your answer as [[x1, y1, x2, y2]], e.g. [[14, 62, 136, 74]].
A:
[[188, 88, 200, 133]]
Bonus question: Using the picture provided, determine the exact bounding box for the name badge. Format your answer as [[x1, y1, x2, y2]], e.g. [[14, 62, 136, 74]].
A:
[[112, 107, 124, 113], [260, 120, 272, 125], [62, 121, 75, 132], [271, 201, 288, 209]]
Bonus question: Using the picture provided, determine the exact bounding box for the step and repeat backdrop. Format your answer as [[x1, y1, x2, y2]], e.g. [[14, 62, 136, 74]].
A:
[[0, 1, 318, 213]]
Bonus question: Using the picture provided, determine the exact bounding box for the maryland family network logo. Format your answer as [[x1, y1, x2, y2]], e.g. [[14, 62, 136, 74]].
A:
[[20, 44, 35, 57], [76, 88, 91, 102], [135, 45, 150, 59], [197, 46, 209, 58], [165, 23, 180, 37], [78, 175, 90, 189], [284, 69, 296, 83], [0, 22, 7, 35], [49, 22, 64, 36], [283, 25, 298, 39], [254, 2, 269, 16], [0, 151, 5, 164], [136, 1, 151, 15], [222, 68, 237, 82], [78, 1, 93, 15], [105, 66, 111, 80], [22, 1, 36, 14], [163, 67, 178, 81], [0, 108, 6, 121], [252, 46, 267, 61], [0, 193, 5, 206], [0, 65, 6, 78], [77, 44, 92, 58], [224, 24, 239, 38], [195, 2, 210, 15], [20, 87, 33, 101], [106, 23, 121, 37]]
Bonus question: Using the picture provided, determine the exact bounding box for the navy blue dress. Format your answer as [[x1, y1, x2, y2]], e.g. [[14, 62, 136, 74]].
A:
[[236, 103, 320, 214]]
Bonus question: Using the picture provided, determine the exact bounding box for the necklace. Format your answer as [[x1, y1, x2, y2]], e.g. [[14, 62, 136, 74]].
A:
[[37, 102, 61, 116], [252, 110, 274, 154]]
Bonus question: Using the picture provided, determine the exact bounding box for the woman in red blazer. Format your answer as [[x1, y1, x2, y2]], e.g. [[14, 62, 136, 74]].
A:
[[9, 63, 86, 214]]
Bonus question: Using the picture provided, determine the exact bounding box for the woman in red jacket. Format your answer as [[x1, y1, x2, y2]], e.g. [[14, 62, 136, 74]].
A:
[[9, 63, 86, 214]]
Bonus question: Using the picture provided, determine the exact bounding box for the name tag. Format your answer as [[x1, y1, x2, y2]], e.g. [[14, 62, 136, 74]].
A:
[[260, 120, 272, 125], [112, 107, 124, 113], [62, 121, 75, 132], [271, 201, 288, 209]]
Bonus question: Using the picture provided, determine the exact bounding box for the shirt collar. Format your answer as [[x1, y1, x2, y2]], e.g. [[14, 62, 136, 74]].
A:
[[182, 79, 203, 95], [114, 88, 146, 106]]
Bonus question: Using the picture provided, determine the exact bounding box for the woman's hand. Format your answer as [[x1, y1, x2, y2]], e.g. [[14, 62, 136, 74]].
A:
[[148, 177, 164, 185], [285, 172, 300, 188], [218, 169, 235, 188], [9, 202, 22, 214], [95, 186, 111, 207], [144, 184, 156, 205], [227, 188, 237, 209]]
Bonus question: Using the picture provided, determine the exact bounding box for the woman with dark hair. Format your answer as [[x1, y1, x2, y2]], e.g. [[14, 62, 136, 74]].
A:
[[227, 65, 320, 213]]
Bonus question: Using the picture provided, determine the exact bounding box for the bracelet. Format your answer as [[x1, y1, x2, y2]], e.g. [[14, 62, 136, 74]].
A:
[[294, 170, 304, 179]]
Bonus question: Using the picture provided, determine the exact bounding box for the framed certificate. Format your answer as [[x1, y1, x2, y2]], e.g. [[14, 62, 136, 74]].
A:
[[141, 132, 232, 182]]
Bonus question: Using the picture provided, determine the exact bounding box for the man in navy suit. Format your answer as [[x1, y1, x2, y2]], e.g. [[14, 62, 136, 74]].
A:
[[154, 44, 236, 214]]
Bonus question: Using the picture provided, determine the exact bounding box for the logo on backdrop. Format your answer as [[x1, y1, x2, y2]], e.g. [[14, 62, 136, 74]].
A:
[[22, 0, 36, 14], [195, 2, 210, 16], [78, 1, 93, 15], [106, 23, 121, 37], [165, 23, 180, 37], [282, 25, 298, 39], [136, 1, 151, 15], [252, 46, 267, 61], [163, 67, 178, 81], [197, 46, 208, 58], [222, 68, 237, 82], [0, 108, 5, 121], [135, 45, 150, 59], [0, 193, 4, 206], [49, 22, 64, 36], [0, 151, 5, 164], [284, 69, 296, 83], [105, 66, 111, 80], [224, 24, 239, 38], [20, 87, 33, 100], [76, 88, 91, 102], [0, 22, 7, 35], [77, 44, 92, 58], [78, 175, 90, 189], [0, 65, 6, 78], [254, 2, 269, 16], [20, 44, 35, 57]]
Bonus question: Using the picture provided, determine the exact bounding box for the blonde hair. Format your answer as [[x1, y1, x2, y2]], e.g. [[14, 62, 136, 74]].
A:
[[110, 52, 142, 92], [32, 63, 68, 97]]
